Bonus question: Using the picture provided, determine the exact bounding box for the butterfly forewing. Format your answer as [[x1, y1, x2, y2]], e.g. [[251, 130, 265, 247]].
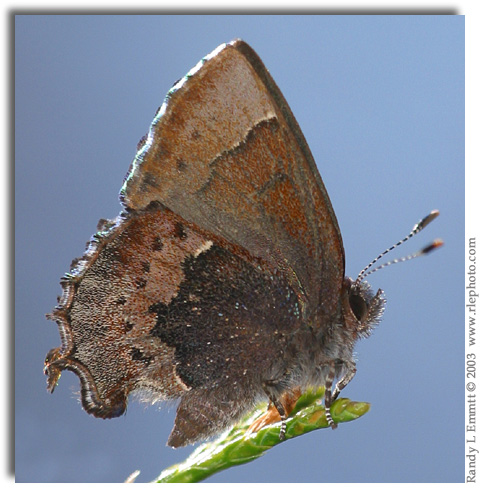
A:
[[120, 40, 345, 323]]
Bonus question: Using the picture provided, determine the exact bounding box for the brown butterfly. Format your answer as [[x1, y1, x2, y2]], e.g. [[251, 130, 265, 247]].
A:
[[45, 40, 441, 447]]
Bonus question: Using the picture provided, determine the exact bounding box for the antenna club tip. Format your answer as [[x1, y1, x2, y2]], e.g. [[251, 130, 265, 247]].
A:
[[419, 209, 440, 228], [413, 209, 440, 232], [427, 210, 440, 223], [421, 239, 444, 254]]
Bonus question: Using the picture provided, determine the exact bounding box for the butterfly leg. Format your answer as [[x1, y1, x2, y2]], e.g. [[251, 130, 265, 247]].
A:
[[331, 360, 357, 401], [324, 362, 337, 429], [325, 360, 357, 429], [247, 387, 302, 437], [263, 381, 288, 440]]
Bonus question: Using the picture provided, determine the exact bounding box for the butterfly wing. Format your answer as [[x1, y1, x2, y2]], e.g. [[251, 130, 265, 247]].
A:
[[46, 41, 347, 444], [46, 204, 303, 428], [121, 40, 345, 324]]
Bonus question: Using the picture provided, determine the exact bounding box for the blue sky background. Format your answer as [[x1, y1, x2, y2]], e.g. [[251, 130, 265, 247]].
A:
[[15, 15, 464, 483]]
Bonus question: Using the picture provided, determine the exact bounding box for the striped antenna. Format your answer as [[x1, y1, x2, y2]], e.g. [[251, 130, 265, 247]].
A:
[[354, 210, 442, 287]]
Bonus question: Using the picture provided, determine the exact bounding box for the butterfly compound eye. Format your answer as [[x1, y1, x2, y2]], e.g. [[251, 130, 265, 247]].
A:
[[349, 291, 368, 322]]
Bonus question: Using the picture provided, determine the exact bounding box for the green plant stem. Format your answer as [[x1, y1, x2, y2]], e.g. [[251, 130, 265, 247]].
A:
[[153, 392, 369, 483]]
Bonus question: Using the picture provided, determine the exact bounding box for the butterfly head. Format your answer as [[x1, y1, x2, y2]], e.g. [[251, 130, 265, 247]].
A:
[[342, 277, 386, 340]]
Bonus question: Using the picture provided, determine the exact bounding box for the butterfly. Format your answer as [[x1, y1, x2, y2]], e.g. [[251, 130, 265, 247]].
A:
[[45, 40, 441, 447]]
